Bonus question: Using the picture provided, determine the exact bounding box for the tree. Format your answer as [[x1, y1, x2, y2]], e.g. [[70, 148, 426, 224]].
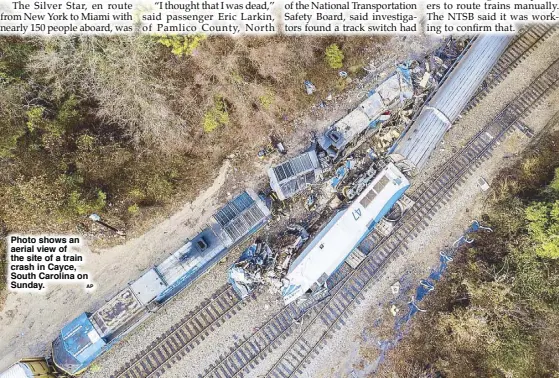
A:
[[325, 43, 344, 69], [28, 36, 187, 150], [525, 200, 559, 259], [0, 83, 27, 157]]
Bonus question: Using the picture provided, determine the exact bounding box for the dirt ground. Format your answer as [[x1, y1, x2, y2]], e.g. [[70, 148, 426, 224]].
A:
[[0, 34, 439, 372]]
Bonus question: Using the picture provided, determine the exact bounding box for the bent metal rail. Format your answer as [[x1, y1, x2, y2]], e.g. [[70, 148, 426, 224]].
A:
[[109, 28, 556, 378], [200, 57, 559, 378]]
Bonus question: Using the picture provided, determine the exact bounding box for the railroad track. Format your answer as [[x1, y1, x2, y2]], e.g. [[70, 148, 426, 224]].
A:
[[109, 27, 557, 378], [110, 285, 243, 378], [200, 57, 559, 378], [392, 24, 556, 154], [465, 24, 557, 111]]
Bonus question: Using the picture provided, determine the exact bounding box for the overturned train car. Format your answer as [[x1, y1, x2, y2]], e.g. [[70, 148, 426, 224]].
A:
[[51, 190, 270, 375]]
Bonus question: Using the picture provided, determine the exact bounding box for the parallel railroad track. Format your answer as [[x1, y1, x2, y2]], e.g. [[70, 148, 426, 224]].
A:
[[111, 285, 243, 378], [200, 56, 559, 378], [465, 24, 557, 111]]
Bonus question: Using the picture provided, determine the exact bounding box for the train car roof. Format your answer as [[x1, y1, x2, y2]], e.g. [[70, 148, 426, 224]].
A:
[[155, 228, 224, 290], [211, 189, 271, 246], [0, 363, 33, 378], [268, 150, 322, 200], [90, 287, 146, 339], [52, 313, 106, 375], [282, 163, 409, 304], [393, 35, 513, 169]]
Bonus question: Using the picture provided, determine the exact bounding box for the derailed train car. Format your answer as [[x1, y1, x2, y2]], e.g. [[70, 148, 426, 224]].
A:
[[267, 65, 414, 202], [51, 190, 270, 375], [391, 34, 513, 169], [281, 163, 410, 305], [318, 65, 414, 159]]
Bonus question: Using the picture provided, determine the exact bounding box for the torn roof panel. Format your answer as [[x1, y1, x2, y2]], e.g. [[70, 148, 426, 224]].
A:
[[377, 67, 414, 106]]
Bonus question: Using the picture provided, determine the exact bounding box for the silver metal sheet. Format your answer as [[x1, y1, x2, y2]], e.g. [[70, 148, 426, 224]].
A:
[[129, 269, 167, 305]]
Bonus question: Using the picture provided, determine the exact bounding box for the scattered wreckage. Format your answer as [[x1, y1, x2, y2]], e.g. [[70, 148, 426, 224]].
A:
[[228, 225, 310, 299], [258, 37, 471, 306]]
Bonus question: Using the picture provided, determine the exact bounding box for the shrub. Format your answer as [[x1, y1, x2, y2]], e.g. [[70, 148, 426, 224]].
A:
[[259, 91, 274, 110], [158, 34, 206, 57], [202, 96, 229, 133], [25, 106, 45, 132], [550, 167, 559, 193], [325, 44, 344, 69], [127, 204, 140, 215], [76, 134, 96, 151], [68, 189, 107, 216], [525, 200, 559, 259]]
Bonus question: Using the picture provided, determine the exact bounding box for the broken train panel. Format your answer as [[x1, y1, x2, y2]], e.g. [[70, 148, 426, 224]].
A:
[[227, 242, 275, 299], [268, 150, 323, 201]]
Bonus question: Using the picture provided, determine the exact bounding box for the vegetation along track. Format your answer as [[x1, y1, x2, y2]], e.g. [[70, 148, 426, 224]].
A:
[[200, 57, 559, 378], [110, 27, 557, 378], [111, 285, 243, 378]]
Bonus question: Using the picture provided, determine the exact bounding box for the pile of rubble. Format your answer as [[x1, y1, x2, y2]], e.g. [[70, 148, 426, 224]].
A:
[[228, 242, 276, 299], [227, 225, 310, 299]]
